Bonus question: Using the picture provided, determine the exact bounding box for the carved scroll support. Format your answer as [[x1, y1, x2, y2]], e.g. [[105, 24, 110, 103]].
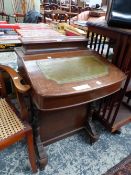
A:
[[85, 102, 99, 144], [30, 100, 48, 170]]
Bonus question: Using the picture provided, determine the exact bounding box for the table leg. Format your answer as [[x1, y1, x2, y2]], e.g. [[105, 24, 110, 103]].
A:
[[31, 103, 48, 169], [85, 103, 99, 144], [35, 131, 48, 170]]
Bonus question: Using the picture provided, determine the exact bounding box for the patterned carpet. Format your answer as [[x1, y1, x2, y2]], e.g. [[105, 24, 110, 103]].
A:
[[103, 154, 131, 175], [0, 52, 131, 175]]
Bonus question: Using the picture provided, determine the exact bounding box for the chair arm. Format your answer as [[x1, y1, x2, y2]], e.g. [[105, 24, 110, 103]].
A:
[[0, 65, 30, 93]]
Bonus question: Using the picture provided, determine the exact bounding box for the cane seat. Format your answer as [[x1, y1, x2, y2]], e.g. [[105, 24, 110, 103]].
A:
[[0, 98, 25, 140], [0, 65, 37, 173]]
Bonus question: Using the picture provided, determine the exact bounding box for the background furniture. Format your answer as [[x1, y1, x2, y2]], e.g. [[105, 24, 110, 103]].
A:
[[0, 65, 37, 173], [51, 9, 68, 22], [87, 20, 131, 132], [0, 0, 10, 22], [0, 12, 10, 22]]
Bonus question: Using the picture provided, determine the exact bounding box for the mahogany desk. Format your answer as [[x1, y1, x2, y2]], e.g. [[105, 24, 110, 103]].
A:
[[15, 48, 125, 168]]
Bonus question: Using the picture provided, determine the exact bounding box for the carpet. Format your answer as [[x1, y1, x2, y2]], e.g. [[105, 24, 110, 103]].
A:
[[103, 154, 131, 175]]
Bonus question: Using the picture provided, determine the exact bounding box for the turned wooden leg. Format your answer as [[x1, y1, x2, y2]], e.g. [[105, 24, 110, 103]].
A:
[[35, 134, 48, 170], [112, 130, 121, 135], [27, 130, 38, 173], [85, 103, 99, 144], [31, 104, 48, 170]]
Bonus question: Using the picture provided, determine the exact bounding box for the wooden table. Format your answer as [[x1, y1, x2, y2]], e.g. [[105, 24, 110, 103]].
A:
[[15, 48, 125, 168], [86, 20, 131, 132]]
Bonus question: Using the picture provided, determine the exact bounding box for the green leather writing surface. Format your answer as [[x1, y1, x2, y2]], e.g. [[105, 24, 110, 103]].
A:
[[37, 56, 108, 84]]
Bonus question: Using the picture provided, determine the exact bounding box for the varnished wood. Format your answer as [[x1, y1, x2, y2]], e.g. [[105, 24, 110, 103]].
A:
[[18, 50, 125, 110], [87, 20, 131, 132], [14, 23, 130, 167], [20, 36, 88, 55], [15, 48, 125, 146], [0, 65, 30, 93], [38, 105, 87, 145], [0, 65, 38, 173]]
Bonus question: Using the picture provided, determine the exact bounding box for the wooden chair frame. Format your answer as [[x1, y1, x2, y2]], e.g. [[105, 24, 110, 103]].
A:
[[87, 25, 131, 132], [0, 65, 37, 173]]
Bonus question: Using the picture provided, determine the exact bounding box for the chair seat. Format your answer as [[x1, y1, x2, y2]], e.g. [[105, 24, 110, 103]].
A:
[[0, 98, 25, 140]]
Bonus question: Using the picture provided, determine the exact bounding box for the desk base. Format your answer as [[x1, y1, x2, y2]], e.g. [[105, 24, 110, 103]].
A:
[[32, 103, 98, 168], [35, 105, 98, 146]]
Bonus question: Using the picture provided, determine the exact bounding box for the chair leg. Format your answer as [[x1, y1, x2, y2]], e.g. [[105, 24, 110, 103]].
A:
[[26, 130, 38, 173]]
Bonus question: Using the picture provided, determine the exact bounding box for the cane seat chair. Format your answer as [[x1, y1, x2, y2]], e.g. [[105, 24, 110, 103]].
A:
[[0, 65, 37, 173]]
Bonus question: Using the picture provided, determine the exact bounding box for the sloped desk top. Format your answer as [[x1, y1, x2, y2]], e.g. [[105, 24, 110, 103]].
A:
[[37, 55, 108, 84], [20, 50, 125, 110]]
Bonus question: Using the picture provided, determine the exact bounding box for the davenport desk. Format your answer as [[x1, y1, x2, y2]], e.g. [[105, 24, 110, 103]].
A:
[[15, 46, 125, 168]]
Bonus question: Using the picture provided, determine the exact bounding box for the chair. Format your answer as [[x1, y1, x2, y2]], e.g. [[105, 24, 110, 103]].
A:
[[0, 65, 37, 173], [0, 12, 10, 22], [87, 23, 131, 133], [52, 13, 68, 23], [49, 3, 59, 10], [71, 5, 79, 13], [44, 4, 50, 10]]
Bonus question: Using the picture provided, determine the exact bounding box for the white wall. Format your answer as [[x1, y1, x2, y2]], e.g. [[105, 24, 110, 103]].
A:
[[4, 0, 13, 15], [86, 0, 102, 6], [34, 0, 40, 11]]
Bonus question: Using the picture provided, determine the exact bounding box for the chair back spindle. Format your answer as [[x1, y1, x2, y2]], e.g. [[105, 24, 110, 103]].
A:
[[87, 25, 131, 131]]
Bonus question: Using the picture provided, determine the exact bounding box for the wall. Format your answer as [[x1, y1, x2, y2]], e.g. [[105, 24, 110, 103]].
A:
[[102, 0, 107, 5], [0, 0, 40, 22], [87, 0, 102, 6], [34, 0, 40, 11]]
